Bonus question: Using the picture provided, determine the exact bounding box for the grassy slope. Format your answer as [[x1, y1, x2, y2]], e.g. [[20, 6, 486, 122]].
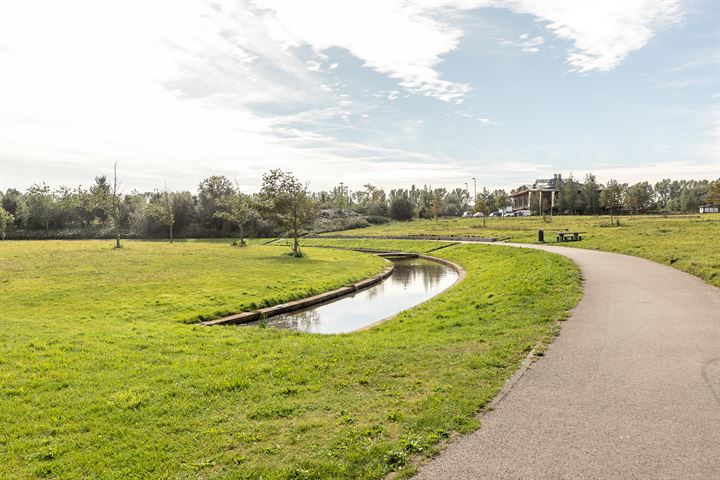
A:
[[326, 214, 720, 287], [0, 239, 581, 479]]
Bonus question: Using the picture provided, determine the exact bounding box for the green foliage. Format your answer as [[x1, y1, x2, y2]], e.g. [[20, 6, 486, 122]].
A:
[[0, 206, 15, 240], [625, 181, 654, 214], [600, 179, 625, 217], [0, 239, 579, 479], [147, 188, 176, 242], [20, 182, 54, 230], [388, 189, 414, 220], [706, 179, 720, 205], [214, 186, 253, 246], [257, 169, 317, 257], [198, 175, 234, 231]]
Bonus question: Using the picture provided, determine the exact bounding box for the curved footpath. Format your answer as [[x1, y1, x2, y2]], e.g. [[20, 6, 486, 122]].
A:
[[415, 244, 720, 480]]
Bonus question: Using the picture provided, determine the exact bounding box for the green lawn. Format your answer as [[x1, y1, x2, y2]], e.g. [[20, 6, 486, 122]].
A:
[[271, 237, 458, 254], [0, 239, 580, 479], [326, 214, 720, 287]]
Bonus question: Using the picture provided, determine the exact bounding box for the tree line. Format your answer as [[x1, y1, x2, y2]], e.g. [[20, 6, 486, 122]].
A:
[[1, 169, 718, 243]]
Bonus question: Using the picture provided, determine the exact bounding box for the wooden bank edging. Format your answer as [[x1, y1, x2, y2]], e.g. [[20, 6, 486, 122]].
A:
[[201, 261, 395, 326]]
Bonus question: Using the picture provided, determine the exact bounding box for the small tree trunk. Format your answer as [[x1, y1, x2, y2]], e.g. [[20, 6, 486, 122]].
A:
[[169, 223, 174, 243], [292, 227, 300, 257], [239, 225, 246, 246], [114, 210, 121, 249]]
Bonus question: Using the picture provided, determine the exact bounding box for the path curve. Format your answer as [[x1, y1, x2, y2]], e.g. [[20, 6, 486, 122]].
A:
[[414, 244, 720, 480]]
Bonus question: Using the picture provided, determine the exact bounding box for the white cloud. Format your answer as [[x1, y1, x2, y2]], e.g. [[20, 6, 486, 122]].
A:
[[255, 0, 471, 102], [500, 0, 685, 72], [0, 0, 704, 194]]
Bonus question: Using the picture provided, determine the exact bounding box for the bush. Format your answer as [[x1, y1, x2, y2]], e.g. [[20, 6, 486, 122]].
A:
[[365, 215, 390, 225]]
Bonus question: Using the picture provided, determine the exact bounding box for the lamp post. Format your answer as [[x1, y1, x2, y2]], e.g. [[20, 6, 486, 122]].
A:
[[339, 181, 344, 212], [472, 177, 477, 207]]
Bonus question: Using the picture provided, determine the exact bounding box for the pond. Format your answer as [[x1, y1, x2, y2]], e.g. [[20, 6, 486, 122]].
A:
[[260, 257, 459, 334]]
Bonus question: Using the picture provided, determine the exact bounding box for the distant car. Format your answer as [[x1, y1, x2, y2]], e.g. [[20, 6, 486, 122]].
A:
[[489, 212, 502, 217], [462, 211, 472, 218], [472, 212, 484, 217]]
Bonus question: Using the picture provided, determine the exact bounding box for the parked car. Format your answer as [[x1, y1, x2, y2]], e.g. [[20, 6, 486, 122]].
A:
[[489, 211, 502, 217], [462, 211, 472, 218], [472, 212, 484, 217]]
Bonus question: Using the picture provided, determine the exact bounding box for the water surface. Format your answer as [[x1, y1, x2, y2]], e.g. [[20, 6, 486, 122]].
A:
[[263, 257, 458, 334]]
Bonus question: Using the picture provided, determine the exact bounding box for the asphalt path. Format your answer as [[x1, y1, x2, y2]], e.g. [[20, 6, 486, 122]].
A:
[[414, 244, 720, 479]]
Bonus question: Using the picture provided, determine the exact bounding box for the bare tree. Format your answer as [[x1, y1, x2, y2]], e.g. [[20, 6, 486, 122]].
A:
[[111, 162, 122, 248]]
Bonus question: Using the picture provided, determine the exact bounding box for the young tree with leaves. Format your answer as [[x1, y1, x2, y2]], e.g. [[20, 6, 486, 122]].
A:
[[257, 169, 316, 257], [474, 197, 490, 227], [149, 186, 175, 243], [214, 184, 252, 246], [706, 178, 720, 206], [0, 207, 14, 240], [625, 181, 654, 215], [600, 179, 625, 225], [23, 183, 54, 230], [90, 175, 112, 224]]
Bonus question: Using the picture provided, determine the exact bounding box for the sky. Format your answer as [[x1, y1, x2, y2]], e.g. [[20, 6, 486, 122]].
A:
[[1, 0, 718, 194]]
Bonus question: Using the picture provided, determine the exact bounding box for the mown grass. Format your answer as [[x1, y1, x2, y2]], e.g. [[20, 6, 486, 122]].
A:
[[326, 214, 720, 287], [1, 239, 580, 479], [271, 237, 458, 254]]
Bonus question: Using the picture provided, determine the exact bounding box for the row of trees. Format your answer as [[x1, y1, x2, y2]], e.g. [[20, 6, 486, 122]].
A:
[[0, 169, 317, 256], [545, 175, 716, 216], [1, 170, 719, 243]]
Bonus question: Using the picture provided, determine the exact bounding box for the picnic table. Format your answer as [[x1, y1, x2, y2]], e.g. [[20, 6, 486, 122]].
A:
[[556, 231, 585, 242]]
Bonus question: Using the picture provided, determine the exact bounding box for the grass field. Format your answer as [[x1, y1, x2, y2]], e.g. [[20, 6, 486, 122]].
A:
[[1, 239, 580, 479], [325, 214, 720, 287], [271, 237, 458, 254]]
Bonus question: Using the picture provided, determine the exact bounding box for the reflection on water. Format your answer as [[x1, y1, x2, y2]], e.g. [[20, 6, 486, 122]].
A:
[[262, 258, 458, 334]]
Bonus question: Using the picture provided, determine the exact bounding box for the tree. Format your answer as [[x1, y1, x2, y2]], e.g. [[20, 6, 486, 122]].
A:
[[2, 188, 22, 220], [148, 186, 175, 243], [90, 175, 112, 224], [680, 186, 705, 212], [198, 176, 234, 231], [23, 183, 54, 230], [431, 190, 443, 222], [600, 179, 625, 224], [493, 189, 509, 213], [706, 178, 720, 205], [0, 207, 14, 240], [625, 181, 654, 214], [388, 189, 414, 220], [214, 184, 252, 246], [443, 188, 469, 216], [654, 179, 672, 210], [417, 186, 434, 219], [257, 169, 317, 257], [111, 163, 122, 248], [474, 197, 490, 227], [581, 173, 600, 214]]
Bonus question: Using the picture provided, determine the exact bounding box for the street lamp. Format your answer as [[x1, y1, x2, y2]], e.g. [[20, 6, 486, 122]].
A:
[[472, 177, 477, 205], [339, 181, 344, 212]]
